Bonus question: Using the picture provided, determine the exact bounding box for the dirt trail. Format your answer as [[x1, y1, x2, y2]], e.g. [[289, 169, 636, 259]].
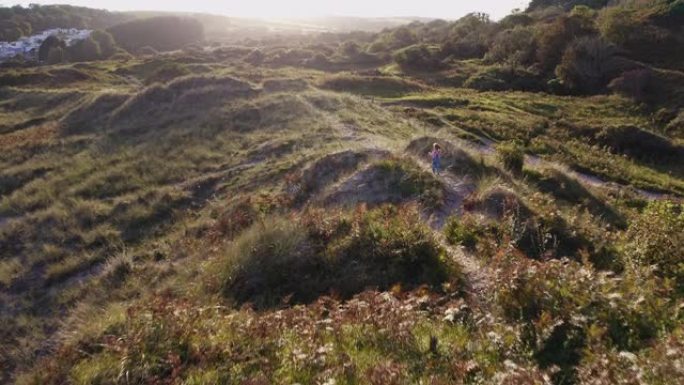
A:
[[413, 156, 492, 309], [435, 117, 676, 201]]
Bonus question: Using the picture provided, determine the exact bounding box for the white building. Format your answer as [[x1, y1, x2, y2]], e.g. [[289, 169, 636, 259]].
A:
[[0, 28, 93, 62]]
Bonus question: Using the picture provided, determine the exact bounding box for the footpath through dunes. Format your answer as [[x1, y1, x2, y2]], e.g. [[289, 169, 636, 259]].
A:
[[297, 139, 492, 309], [411, 112, 682, 203], [403, 137, 493, 308]]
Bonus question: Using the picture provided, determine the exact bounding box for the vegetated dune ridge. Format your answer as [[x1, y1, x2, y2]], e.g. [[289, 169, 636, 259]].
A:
[[1, 1, 684, 384]]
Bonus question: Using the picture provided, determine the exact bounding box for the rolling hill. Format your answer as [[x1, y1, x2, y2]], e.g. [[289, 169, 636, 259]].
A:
[[1, 1, 683, 384]]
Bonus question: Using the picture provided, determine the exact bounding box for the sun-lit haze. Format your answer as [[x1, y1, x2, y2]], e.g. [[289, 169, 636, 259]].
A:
[[13, 0, 530, 20]]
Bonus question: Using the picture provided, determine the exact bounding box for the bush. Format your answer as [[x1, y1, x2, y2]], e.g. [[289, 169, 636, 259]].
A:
[[496, 142, 525, 174], [216, 206, 456, 308], [440, 13, 493, 60], [624, 201, 684, 293], [90, 30, 116, 58], [555, 36, 633, 94], [608, 68, 652, 102], [464, 65, 545, 92], [46, 46, 65, 65], [594, 125, 681, 161], [535, 13, 596, 72], [597, 5, 683, 68], [393, 44, 443, 71], [108, 16, 204, 52], [494, 255, 674, 382], [374, 158, 445, 210], [388, 26, 417, 49], [38, 35, 65, 62], [444, 215, 479, 248], [267, 48, 316, 66], [609, 67, 684, 109], [67, 37, 101, 62], [486, 26, 537, 67], [303, 52, 334, 69]]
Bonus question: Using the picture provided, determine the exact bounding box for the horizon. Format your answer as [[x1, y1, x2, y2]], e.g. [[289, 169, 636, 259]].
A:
[[9, 0, 531, 20]]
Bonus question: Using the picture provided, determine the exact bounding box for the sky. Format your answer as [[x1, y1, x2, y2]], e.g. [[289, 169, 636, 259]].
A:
[[10, 1, 531, 20]]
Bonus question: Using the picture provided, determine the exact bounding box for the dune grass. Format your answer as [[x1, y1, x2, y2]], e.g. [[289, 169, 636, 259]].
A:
[[1, 47, 683, 385]]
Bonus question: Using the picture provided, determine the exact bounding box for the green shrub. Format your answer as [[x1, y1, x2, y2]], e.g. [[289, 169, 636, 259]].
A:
[[555, 36, 633, 94], [506, 211, 589, 260], [38, 35, 65, 62], [444, 215, 479, 248], [485, 26, 537, 67], [375, 158, 445, 210], [393, 44, 443, 71], [496, 257, 676, 351], [216, 206, 456, 308], [464, 66, 545, 92], [91, 30, 116, 58], [535, 14, 591, 72], [496, 142, 525, 174], [67, 37, 102, 62], [624, 201, 684, 293], [46, 46, 65, 64]]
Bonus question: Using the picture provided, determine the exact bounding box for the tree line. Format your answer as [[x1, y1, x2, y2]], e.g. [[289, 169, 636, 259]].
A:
[[0, 4, 131, 42]]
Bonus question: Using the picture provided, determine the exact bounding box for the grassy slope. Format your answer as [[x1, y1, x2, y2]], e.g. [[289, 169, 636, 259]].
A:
[[1, 51, 682, 384]]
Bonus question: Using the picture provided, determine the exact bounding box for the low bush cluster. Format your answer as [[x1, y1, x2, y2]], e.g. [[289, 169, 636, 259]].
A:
[[23, 289, 541, 385], [464, 66, 545, 92], [444, 214, 480, 249], [496, 141, 525, 174], [494, 254, 676, 383], [214, 205, 458, 308], [624, 201, 684, 293]]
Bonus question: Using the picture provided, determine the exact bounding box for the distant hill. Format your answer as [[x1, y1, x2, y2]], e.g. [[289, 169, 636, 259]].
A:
[[125, 11, 435, 42], [1, 4, 435, 43]]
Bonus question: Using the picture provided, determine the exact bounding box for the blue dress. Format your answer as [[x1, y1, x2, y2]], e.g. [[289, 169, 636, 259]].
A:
[[431, 152, 441, 174]]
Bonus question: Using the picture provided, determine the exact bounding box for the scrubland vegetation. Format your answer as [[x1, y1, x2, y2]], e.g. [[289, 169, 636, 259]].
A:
[[1, 0, 684, 384]]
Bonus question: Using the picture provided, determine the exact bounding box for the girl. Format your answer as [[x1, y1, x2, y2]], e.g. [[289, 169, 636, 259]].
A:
[[430, 143, 442, 175]]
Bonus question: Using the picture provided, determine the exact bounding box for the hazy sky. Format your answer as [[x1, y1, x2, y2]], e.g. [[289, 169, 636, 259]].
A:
[[11, 1, 530, 20]]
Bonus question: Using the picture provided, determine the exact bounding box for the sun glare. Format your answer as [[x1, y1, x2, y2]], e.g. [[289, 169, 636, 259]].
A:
[[16, 0, 530, 19]]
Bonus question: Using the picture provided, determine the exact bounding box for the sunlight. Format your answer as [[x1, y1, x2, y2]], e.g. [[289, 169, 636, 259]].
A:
[[17, 0, 531, 19]]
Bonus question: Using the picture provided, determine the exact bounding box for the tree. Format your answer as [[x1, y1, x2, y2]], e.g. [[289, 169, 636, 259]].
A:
[[597, 5, 680, 67], [394, 44, 443, 71], [388, 26, 417, 49], [67, 37, 101, 62], [535, 13, 596, 72], [38, 35, 65, 62], [555, 36, 627, 94], [339, 41, 361, 57], [486, 26, 537, 67], [527, 0, 609, 12], [46, 46, 65, 64], [91, 29, 116, 58], [107, 16, 204, 52], [440, 13, 494, 60]]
